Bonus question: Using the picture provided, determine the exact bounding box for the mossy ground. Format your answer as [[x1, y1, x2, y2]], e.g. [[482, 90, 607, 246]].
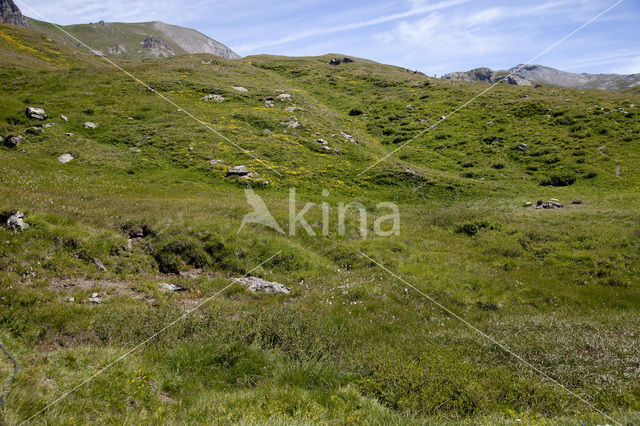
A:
[[1, 23, 639, 424]]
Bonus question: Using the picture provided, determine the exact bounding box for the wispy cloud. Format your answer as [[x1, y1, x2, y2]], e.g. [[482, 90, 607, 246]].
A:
[[235, 0, 468, 53]]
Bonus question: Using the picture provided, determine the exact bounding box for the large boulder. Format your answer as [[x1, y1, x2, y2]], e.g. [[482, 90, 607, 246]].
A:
[[4, 211, 28, 230], [25, 107, 47, 120], [226, 165, 249, 177], [3, 134, 22, 148], [234, 277, 290, 294]]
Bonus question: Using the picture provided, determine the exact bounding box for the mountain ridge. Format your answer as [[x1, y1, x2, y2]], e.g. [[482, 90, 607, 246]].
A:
[[443, 64, 640, 91], [27, 18, 241, 60]]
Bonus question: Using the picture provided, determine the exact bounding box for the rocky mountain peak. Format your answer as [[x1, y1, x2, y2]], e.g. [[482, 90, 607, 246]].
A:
[[0, 0, 28, 27]]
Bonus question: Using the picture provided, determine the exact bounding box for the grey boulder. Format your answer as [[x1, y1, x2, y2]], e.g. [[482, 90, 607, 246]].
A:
[[3, 135, 22, 148], [234, 277, 290, 294], [26, 107, 47, 120], [5, 211, 28, 230]]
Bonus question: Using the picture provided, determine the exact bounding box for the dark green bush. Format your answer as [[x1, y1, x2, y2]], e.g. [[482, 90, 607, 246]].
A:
[[540, 173, 576, 187]]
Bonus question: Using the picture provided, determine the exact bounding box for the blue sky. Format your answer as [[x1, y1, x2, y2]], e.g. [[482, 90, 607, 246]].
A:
[[21, 0, 640, 75]]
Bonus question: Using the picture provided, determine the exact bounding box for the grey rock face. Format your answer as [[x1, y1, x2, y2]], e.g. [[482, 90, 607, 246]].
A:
[[140, 36, 174, 57], [442, 68, 531, 86], [234, 277, 290, 294], [26, 107, 47, 120], [0, 0, 28, 27]]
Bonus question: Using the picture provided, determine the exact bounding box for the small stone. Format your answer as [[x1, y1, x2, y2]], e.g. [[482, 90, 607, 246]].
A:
[[26, 107, 47, 120], [61, 115, 69, 121], [63, 297, 75, 302], [157, 282, 186, 292], [93, 258, 106, 271], [202, 94, 224, 102], [231, 86, 248, 92], [276, 94, 291, 101], [265, 100, 275, 107], [58, 153, 74, 163], [65, 133, 74, 137], [209, 159, 223, 165], [188, 146, 194, 151], [263, 129, 271, 135], [316, 139, 328, 145], [88, 293, 102, 303], [524, 201, 533, 207], [340, 131, 355, 143], [43, 123, 57, 128], [83, 122, 98, 129], [517, 143, 529, 151]]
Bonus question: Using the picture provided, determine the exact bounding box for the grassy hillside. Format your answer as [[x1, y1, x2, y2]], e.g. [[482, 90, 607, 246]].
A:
[[27, 18, 240, 59], [1, 26, 639, 424]]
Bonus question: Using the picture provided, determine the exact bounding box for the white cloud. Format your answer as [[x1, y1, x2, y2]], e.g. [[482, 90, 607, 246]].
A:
[[234, 0, 469, 53], [612, 56, 640, 74]]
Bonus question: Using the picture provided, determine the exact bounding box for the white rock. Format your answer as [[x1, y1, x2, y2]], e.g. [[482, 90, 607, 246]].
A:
[[234, 277, 290, 294], [83, 122, 98, 129], [157, 283, 186, 292], [232, 86, 248, 92], [61, 115, 69, 121], [58, 153, 74, 163], [202, 94, 224, 102]]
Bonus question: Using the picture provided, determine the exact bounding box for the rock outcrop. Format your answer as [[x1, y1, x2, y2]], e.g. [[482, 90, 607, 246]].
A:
[[442, 68, 531, 86], [140, 36, 174, 58], [0, 0, 28, 27]]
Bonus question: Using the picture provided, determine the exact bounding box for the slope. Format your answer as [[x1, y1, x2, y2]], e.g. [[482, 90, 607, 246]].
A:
[[0, 36, 640, 425], [27, 18, 240, 59]]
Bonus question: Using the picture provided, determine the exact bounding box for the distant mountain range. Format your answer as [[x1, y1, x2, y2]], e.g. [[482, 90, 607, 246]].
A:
[[443, 64, 640, 92]]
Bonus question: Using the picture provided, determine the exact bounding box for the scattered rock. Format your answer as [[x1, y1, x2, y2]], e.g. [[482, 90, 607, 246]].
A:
[[226, 165, 250, 177], [65, 132, 74, 137], [329, 57, 353, 66], [209, 159, 223, 166], [280, 116, 300, 129], [231, 86, 248, 92], [284, 106, 302, 112], [63, 297, 75, 302], [83, 122, 98, 129], [93, 258, 107, 271], [3, 135, 22, 148], [188, 146, 194, 151], [438, 115, 446, 120], [4, 211, 28, 230], [202, 94, 224, 102], [524, 201, 533, 207], [43, 122, 57, 128], [88, 293, 103, 303], [234, 277, 290, 294], [265, 100, 275, 107], [316, 139, 328, 145], [24, 127, 44, 135], [61, 115, 69, 121], [157, 282, 186, 292], [26, 107, 47, 120], [130, 147, 141, 152], [340, 131, 355, 143], [58, 153, 74, 163], [276, 94, 291, 101], [535, 200, 564, 209], [263, 129, 271, 135], [517, 143, 529, 151]]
